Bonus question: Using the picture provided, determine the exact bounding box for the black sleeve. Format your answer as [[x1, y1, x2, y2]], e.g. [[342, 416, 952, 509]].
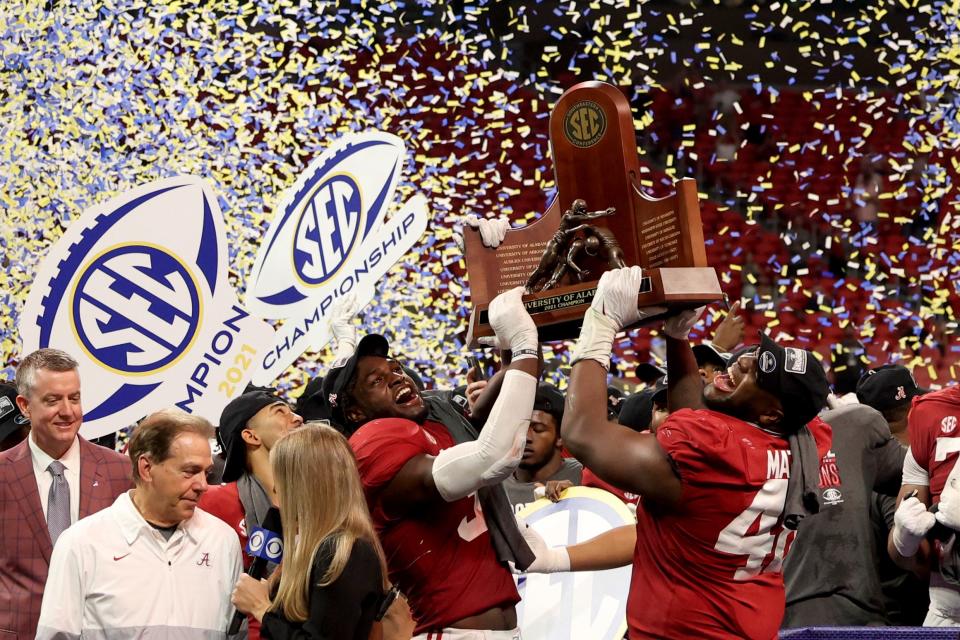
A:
[[261, 538, 384, 640]]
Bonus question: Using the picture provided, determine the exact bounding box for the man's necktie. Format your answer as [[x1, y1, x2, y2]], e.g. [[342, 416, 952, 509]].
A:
[[46, 460, 71, 546]]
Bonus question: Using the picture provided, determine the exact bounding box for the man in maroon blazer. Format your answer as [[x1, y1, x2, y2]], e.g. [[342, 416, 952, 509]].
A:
[[0, 348, 132, 639]]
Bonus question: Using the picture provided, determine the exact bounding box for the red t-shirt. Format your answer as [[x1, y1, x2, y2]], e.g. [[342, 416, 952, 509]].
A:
[[198, 482, 261, 640], [349, 418, 520, 634], [908, 386, 960, 502], [627, 409, 831, 640]]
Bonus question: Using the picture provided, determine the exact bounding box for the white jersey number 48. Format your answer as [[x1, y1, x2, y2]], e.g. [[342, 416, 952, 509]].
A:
[[714, 478, 792, 581]]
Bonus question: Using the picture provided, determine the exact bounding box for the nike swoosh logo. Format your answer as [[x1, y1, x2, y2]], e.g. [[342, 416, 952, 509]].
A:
[[113, 553, 131, 561]]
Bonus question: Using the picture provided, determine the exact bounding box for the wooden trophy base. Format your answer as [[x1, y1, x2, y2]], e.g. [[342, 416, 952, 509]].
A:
[[465, 266, 723, 347]]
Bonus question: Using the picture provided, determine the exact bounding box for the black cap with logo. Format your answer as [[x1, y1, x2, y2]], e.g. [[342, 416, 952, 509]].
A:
[[755, 334, 830, 431], [218, 390, 285, 483], [0, 382, 28, 444], [856, 364, 927, 412], [321, 334, 391, 430]]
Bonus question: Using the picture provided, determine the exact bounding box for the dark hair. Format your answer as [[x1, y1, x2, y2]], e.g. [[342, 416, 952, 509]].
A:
[[128, 409, 214, 483]]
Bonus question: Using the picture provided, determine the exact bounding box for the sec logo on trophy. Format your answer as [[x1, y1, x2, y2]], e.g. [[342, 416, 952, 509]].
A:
[[19, 176, 276, 439], [246, 131, 428, 384]]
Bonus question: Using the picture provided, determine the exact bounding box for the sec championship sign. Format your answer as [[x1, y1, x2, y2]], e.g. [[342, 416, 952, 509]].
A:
[[517, 487, 634, 640], [245, 131, 428, 384], [19, 177, 275, 438]]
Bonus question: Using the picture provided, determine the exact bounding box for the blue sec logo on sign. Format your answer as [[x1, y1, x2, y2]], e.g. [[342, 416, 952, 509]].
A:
[[70, 243, 203, 374], [292, 174, 363, 286]]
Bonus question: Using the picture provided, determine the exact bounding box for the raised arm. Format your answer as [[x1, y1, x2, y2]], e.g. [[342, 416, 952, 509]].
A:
[[380, 287, 541, 513], [561, 267, 682, 509], [517, 521, 637, 574], [664, 308, 708, 413]]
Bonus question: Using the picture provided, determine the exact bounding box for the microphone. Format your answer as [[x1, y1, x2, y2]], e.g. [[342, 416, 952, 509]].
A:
[[229, 506, 284, 635]]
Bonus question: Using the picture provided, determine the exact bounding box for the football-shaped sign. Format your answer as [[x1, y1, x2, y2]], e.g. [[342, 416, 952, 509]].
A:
[[516, 487, 634, 640], [245, 131, 428, 384], [20, 177, 276, 438]]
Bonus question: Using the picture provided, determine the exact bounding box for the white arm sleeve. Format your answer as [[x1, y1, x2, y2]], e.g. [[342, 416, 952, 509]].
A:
[[432, 369, 537, 501], [902, 447, 930, 487]]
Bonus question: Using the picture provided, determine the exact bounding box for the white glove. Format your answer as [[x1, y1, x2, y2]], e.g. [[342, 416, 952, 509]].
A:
[[893, 496, 936, 557], [570, 267, 665, 370], [487, 286, 538, 360], [590, 267, 646, 331], [663, 306, 705, 339], [937, 463, 960, 531], [329, 294, 359, 366], [465, 215, 510, 248], [511, 518, 570, 574]]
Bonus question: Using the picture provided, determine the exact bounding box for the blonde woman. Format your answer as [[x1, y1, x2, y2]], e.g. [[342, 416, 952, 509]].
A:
[[232, 424, 412, 639]]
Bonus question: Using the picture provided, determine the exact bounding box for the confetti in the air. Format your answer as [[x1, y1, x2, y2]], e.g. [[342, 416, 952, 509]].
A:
[[1, 0, 957, 403]]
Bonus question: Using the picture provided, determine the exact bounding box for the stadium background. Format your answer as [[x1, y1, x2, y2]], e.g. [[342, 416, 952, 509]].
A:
[[2, 0, 957, 398]]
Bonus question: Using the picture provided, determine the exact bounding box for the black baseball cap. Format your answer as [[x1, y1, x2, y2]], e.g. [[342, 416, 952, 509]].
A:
[[534, 383, 565, 426], [321, 334, 391, 430], [295, 375, 331, 422], [0, 382, 28, 443], [693, 343, 731, 369], [635, 362, 667, 385], [218, 390, 286, 483], [856, 365, 927, 412], [755, 334, 830, 431]]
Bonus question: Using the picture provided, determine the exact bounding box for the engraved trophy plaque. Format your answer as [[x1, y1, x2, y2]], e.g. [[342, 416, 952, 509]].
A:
[[463, 81, 722, 345]]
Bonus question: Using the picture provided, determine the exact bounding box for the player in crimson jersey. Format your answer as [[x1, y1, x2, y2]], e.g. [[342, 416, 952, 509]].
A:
[[321, 287, 542, 639], [887, 386, 960, 625], [518, 267, 831, 640]]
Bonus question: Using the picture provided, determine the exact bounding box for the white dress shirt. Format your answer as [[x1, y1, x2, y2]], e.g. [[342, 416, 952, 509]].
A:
[[28, 433, 80, 525], [36, 491, 242, 639]]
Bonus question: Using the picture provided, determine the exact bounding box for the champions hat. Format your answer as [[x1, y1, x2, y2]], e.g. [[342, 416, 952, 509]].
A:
[[0, 382, 28, 443], [856, 365, 927, 412], [218, 390, 286, 483], [755, 334, 830, 430]]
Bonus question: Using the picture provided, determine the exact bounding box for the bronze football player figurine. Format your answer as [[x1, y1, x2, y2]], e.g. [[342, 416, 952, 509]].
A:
[[525, 199, 616, 292]]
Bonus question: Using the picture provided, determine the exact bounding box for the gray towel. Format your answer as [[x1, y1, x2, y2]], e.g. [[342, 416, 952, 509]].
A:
[[784, 425, 821, 530], [238, 473, 279, 575]]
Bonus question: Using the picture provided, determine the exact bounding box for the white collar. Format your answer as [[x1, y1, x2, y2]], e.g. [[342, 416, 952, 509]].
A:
[[115, 490, 201, 546], [28, 433, 80, 475]]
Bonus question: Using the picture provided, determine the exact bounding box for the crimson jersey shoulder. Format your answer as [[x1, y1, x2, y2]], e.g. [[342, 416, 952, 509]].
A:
[[349, 417, 426, 454], [197, 481, 239, 513], [658, 408, 739, 448], [349, 418, 436, 493], [656, 409, 744, 481], [909, 389, 960, 470]]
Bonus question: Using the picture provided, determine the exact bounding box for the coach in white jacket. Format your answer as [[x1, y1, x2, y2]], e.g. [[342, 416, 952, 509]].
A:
[[37, 409, 242, 639]]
